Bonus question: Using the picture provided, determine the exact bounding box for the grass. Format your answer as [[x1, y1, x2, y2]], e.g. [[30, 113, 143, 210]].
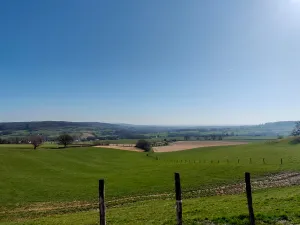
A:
[[2, 186, 300, 224], [1, 140, 300, 224]]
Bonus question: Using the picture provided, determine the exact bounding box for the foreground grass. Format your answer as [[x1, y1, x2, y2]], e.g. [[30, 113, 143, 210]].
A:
[[2, 186, 300, 224], [1, 141, 300, 209]]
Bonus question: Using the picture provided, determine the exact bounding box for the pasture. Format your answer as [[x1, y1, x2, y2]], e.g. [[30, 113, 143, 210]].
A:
[[1, 139, 300, 224], [3, 186, 300, 224]]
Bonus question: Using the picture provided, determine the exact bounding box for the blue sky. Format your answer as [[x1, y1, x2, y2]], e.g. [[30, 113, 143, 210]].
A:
[[1, 0, 300, 125]]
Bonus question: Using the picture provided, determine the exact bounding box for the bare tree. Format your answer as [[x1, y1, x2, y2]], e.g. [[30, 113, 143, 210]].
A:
[[291, 121, 300, 136], [30, 135, 44, 149]]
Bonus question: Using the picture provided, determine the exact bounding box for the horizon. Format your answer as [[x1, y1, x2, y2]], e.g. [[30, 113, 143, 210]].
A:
[[0, 119, 296, 127], [1, 0, 300, 124]]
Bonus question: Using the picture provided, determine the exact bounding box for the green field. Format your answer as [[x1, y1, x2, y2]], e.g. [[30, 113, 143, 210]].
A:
[[2, 186, 300, 225], [1, 139, 300, 224]]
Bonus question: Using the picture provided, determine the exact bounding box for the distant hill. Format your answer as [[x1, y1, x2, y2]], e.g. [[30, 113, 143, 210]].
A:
[[0, 120, 297, 141], [0, 121, 121, 131]]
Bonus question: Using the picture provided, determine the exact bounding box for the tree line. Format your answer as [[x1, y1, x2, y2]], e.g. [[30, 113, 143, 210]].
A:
[[0, 133, 74, 149]]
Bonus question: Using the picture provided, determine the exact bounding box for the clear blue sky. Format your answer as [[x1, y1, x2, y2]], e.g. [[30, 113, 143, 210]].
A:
[[1, 0, 300, 125]]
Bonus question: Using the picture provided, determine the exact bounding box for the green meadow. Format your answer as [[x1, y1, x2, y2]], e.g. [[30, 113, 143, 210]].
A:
[[1, 139, 300, 224]]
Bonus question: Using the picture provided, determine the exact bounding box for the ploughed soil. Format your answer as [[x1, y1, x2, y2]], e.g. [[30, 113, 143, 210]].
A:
[[153, 141, 247, 152], [95, 141, 247, 152]]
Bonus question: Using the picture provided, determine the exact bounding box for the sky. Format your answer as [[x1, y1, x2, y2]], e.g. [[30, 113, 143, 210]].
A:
[[1, 0, 300, 125]]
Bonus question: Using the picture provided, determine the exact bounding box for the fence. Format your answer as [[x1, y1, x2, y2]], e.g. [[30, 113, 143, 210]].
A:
[[98, 172, 257, 225], [152, 157, 284, 165]]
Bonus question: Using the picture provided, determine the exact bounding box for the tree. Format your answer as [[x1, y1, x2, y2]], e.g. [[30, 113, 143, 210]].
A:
[[291, 121, 300, 136], [135, 139, 151, 152], [218, 135, 223, 140], [57, 134, 73, 148], [30, 135, 44, 149], [184, 135, 190, 141]]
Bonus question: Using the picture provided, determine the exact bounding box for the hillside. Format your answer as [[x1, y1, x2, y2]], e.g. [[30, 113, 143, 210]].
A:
[[1, 140, 300, 224]]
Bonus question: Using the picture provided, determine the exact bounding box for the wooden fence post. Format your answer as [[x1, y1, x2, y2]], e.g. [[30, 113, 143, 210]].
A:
[[174, 173, 183, 225], [99, 179, 106, 225], [250, 158, 252, 164], [245, 172, 255, 225], [263, 158, 265, 164], [281, 158, 283, 165]]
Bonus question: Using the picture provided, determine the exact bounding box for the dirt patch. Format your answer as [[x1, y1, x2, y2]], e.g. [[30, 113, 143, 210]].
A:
[[153, 141, 247, 152], [186, 172, 300, 197], [94, 144, 142, 152]]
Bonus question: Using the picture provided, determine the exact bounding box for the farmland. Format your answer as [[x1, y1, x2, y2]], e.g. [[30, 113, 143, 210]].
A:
[[0, 121, 293, 143], [95, 141, 247, 152], [1, 138, 300, 224]]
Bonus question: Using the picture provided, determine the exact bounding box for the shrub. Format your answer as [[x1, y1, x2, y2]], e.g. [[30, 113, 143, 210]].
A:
[[290, 137, 300, 145], [136, 140, 152, 152]]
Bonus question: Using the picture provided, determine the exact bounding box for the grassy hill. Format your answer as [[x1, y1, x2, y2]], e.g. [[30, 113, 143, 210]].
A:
[[1, 139, 300, 224]]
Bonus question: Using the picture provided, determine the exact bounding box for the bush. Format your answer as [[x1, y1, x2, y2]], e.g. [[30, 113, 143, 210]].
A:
[[135, 140, 152, 152], [290, 137, 300, 145]]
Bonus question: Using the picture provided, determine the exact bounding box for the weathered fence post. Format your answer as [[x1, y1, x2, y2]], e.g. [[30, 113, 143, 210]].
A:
[[263, 158, 265, 164], [174, 173, 183, 225], [281, 158, 283, 165], [245, 172, 255, 225], [99, 179, 106, 225]]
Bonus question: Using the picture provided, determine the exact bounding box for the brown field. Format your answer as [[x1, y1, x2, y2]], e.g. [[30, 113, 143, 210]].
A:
[[95, 141, 247, 152], [152, 141, 247, 152]]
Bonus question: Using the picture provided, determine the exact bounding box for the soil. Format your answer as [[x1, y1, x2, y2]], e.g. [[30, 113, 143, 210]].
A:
[[153, 141, 247, 152], [95, 141, 247, 152]]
